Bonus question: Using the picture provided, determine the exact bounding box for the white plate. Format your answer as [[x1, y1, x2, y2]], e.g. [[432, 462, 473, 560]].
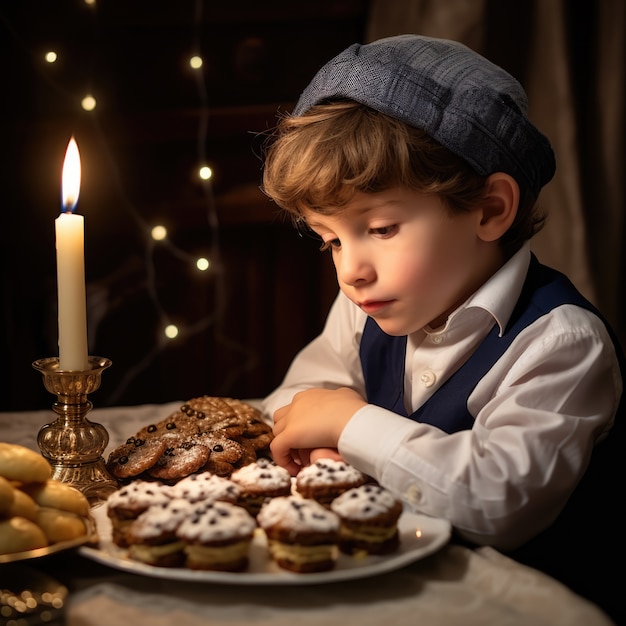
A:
[[79, 504, 451, 585]]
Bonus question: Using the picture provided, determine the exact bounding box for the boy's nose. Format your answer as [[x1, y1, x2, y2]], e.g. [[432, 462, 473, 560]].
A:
[[335, 247, 375, 286]]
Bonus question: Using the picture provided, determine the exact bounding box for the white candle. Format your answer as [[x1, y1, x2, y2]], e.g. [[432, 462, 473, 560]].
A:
[[56, 137, 89, 371]]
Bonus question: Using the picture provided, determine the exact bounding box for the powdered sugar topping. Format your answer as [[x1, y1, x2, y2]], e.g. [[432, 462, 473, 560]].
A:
[[171, 472, 240, 503], [176, 501, 256, 542], [257, 496, 340, 532], [331, 485, 400, 519], [231, 457, 291, 490], [130, 498, 194, 538], [107, 480, 174, 510], [296, 459, 365, 486]]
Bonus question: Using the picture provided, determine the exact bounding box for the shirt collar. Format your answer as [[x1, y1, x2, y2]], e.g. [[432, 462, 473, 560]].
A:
[[465, 243, 531, 336]]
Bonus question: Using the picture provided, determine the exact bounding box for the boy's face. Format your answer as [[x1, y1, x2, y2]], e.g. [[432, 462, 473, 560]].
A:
[[304, 188, 501, 335]]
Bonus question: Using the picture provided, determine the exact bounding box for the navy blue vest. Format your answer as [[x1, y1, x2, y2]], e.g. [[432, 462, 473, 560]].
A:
[[359, 255, 624, 620], [360, 254, 621, 429]]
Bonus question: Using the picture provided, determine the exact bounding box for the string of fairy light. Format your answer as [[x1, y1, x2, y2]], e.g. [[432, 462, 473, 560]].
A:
[[29, 0, 247, 402]]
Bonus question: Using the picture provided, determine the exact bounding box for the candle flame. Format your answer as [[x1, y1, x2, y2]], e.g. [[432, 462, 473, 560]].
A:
[[62, 136, 81, 213]]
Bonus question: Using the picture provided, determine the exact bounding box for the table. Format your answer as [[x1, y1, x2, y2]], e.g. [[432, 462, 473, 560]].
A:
[[0, 402, 615, 626]]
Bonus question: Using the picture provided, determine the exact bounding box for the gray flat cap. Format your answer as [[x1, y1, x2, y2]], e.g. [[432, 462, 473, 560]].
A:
[[294, 34, 555, 196]]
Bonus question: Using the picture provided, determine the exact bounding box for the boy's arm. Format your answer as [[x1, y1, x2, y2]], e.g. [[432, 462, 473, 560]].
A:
[[338, 308, 620, 551]]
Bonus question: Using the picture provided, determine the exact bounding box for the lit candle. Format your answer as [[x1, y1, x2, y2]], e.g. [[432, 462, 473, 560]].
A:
[[56, 136, 89, 371]]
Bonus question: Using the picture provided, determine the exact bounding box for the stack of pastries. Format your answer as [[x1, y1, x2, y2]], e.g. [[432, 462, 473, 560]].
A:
[[105, 457, 404, 574], [0, 443, 92, 556]]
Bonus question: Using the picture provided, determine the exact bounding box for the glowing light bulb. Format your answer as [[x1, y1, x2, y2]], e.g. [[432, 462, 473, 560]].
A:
[[81, 95, 97, 111], [199, 166, 212, 180], [164, 324, 179, 339], [189, 55, 203, 69], [45, 51, 57, 63], [84, 0, 96, 5], [196, 257, 210, 271], [151, 225, 167, 241]]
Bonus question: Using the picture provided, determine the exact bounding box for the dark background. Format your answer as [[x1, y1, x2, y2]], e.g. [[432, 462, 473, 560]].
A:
[[1, 1, 369, 410], [2, 1, 623, 413]]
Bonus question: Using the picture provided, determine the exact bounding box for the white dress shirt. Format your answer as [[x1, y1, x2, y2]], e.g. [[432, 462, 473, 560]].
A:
[[263, 244, 622, 550]]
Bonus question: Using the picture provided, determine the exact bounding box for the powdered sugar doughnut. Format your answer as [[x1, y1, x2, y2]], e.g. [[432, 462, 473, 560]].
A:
[[126, 497, 194, 567], [257, 496, 340, 573], [230, 457, 292, 515], [257, 496, 339, 533], [171, 472, 240, 504], [330, 484, 400, 518], [176, 500, 257, 571], [295, 458, 368, 506], [107, 480, 174, 513], [106, 480, 174, 547], [128, 497, 194, 541], [330, 484, 403, 555], [231, 457, 291, 493], [177, 501, 257, 543]]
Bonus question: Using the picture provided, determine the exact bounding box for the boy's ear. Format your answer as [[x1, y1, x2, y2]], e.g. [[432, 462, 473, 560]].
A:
[[476, 173, 519, 242]]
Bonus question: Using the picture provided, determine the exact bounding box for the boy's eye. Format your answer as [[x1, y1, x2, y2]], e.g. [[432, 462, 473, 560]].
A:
[[371, 225, 397, 237], [319, 238, 340, 252]]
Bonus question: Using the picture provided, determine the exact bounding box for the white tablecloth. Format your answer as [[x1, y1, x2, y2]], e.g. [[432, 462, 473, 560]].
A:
[[0, 402, 615, 626]]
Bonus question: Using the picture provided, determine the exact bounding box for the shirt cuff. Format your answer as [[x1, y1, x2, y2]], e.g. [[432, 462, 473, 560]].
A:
[[338, 403, 422, 480]]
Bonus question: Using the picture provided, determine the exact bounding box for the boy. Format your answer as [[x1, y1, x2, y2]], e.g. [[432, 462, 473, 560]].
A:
[[261, 35, 622, 620]]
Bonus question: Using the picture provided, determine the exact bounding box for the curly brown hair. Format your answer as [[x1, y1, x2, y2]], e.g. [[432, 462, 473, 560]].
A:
[[262, 100, 545, 258]]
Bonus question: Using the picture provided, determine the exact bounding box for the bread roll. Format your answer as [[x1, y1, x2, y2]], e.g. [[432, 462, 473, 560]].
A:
[[0, 443, 51, 483], [6, 488, 39, 521], [22, 480, 90, 516], [36, 508, 87, 543], [0, 516, 48, 553], [0, 475, 15, 515]]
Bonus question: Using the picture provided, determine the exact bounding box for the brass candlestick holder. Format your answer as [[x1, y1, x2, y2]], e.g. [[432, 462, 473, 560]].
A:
[[32, 356, 119, 505]]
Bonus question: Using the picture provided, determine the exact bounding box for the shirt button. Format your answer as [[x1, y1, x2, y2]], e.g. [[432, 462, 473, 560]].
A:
[[406, 484, 422, 505], [431, 334, 444, 344], [420, 370, 436, 387]]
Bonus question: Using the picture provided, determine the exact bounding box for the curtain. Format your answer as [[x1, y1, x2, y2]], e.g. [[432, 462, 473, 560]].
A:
[[365, 0, 625, 347]]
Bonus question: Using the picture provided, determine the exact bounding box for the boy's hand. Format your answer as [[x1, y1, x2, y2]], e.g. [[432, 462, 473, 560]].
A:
[[270, 387, 366, 475]]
